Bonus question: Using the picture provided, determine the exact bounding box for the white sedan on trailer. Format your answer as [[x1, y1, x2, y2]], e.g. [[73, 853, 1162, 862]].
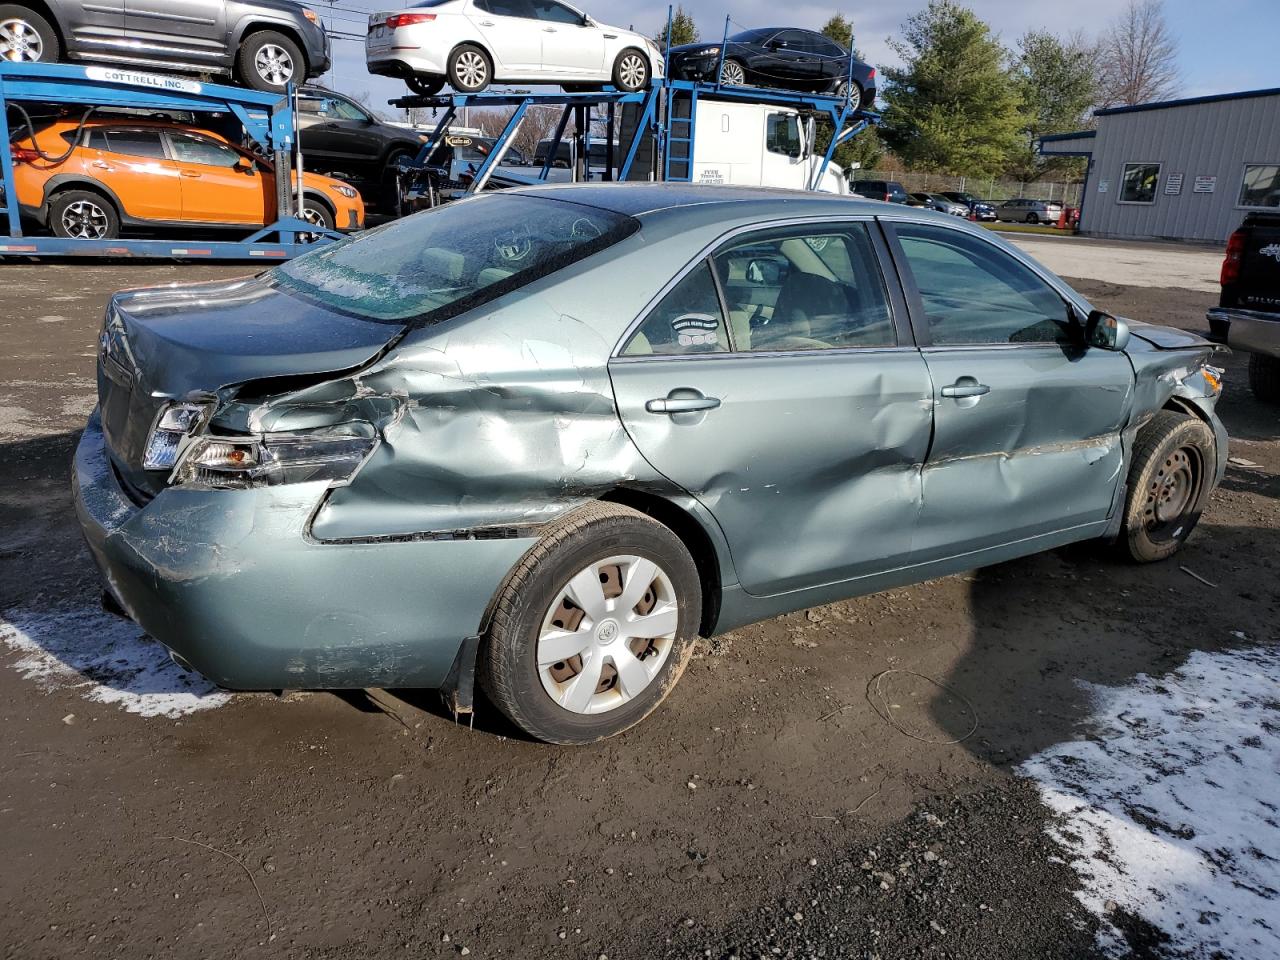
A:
[[367, 0, 665, 95]]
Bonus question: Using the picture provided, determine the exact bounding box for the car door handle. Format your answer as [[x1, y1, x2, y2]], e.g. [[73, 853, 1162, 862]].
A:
[[645, 393, 721, 414], [543, 26, 556, 31], [940, 379, 991, 399], [91, 160, 112, 170], [479, 19, 494, 24], [180, 170, 202, 178]]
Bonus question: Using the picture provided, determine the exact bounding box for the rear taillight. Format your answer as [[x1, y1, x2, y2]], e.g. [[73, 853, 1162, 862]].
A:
[[868, 67, 876, 80], [1221, 227, 1246, 286], [10, 146, 40, 163], [386, 12, 435, 28]]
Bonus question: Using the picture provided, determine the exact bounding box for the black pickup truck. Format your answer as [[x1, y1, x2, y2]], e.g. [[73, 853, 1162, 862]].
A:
[[1209, 211, 1280, 403]]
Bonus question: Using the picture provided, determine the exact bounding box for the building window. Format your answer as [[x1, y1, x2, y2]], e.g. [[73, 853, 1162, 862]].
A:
[[1119, 162, 1161, 204], [1239, 164, 1280, 209]]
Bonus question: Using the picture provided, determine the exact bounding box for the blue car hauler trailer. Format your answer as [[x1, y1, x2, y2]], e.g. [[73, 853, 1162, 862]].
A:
[[0, 61, 340, 260]]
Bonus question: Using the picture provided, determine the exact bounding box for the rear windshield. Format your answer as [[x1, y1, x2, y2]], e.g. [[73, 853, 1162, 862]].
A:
[[268, 193, 637, 323]]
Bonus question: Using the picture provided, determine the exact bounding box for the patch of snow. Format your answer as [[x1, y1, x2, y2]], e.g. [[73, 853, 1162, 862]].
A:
[[1, 607, 231, 718], [1021, 644, 1280, 959]]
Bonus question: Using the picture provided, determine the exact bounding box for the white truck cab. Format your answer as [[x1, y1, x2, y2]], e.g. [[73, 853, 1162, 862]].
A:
[[690, 100, 847, 195]]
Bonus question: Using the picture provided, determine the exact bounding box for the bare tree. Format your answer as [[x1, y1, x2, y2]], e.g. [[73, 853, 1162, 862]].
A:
[[471, 106, 566, 157], [1098, 0, 1179, 106]]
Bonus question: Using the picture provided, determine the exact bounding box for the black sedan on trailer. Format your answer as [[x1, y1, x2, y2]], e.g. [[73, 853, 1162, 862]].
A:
[[667, 28, 876, 109]]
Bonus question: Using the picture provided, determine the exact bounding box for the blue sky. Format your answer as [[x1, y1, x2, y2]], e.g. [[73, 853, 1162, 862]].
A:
[[316, 0, 1279, 114]]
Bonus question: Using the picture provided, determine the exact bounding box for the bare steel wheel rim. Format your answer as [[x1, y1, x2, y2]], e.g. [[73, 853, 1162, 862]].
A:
[[1143, 446, 1201, 542], [454, 50, 487, 89], [536, 554, 678, 716], [61, 199, 109, 239], [254, 43, 294, 86], [720, 60, 745, 85], [0, 18, 43, 62], [619, 53, 646, 89]]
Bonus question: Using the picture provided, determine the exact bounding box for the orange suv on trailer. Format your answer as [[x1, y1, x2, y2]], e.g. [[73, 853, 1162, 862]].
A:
[[9, 118, 364, 240]]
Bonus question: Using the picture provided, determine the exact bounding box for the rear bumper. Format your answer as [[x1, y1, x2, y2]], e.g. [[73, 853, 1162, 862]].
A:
[[368, 50, 446, 78], [1207, 307, 1280, 358], [73, 410, 536, 691]]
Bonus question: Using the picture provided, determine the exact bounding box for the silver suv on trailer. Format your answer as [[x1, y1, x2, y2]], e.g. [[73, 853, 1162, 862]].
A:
[[0, 0, 331, 92]]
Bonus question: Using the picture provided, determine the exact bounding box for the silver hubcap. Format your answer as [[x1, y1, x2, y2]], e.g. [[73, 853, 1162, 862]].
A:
[[619, 54, 645, 89], [298, 205, 327, 243], [0, 19, 43, 62], [537, 555, 678, 715], [61, 200, 108, 239], [454, 51, 487, 89], [720, 60, 744, 85], [254, 43, 294, 86]]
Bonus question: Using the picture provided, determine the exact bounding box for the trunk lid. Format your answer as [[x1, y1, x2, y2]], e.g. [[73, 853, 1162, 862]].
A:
[[97, 274, 404, 501], [1229, 213, 1280, 314]]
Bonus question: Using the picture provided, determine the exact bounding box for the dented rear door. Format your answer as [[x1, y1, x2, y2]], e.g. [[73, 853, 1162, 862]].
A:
[[888, 221, 1133, 562]]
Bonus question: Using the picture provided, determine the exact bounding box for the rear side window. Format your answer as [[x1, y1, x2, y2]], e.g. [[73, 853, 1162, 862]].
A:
[[622, 261, 728, 356], [94, 129, 167, 159], [894, 223, 1071, 345], [271, 193, 637, 323]]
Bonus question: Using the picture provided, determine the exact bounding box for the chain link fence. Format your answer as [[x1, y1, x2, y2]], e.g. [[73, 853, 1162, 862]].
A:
[[850, 170, 1084, 206]]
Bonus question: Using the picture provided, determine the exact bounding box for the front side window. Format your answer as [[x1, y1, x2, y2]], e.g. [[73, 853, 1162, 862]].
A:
[[1120, 162, 1160, 203], [766, 114, 801, 157], [622, 262, 728, 356], [169, 133, 241, 167], [1239, 163, 1280, 208], [713, 224, 894, 351], [271, 194, 637, 323], [531, 0, 582, 23], [894, 224, 1071, 346], [300, 94, 369, 122]]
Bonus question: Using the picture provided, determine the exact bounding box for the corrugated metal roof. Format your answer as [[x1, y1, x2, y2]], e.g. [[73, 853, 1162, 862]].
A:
[[1096, 87, 1280, 117]]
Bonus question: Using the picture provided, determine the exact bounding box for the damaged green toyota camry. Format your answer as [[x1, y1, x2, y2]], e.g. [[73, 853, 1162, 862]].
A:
[[74, 184, 1228, 744]]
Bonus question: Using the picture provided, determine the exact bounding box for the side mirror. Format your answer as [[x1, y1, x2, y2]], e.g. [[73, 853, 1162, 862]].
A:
[[1085, 310, 1130, 351], [234, 155, 254, 172]]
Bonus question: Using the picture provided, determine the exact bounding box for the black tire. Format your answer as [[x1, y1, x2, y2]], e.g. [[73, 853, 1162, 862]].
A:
[[0, 5, 59, 63], [49, 189, 119, 240], [1117, 410, 1216, 563], [237, 30, 305, 93], [406, 74, 444, 96], [1025, 212, 1039, 224], [611, 48, 649, 92], [381, 147, 415, 214], [448, 43, 491, 93], [830, 79, 864, 110], [1247, 353, 1280, 404], [718, 57, 747, 86], [298, 195, 334, 242], [480, 502, 702, 745]]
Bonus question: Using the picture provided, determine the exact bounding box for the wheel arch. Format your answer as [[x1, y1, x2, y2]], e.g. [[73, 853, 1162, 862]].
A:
[[42, 175, 124, 223], [300, 188, 335, 216], [0, 1, 66, 50], [448, 40, 494, 77], [236, 21, 310, 73]]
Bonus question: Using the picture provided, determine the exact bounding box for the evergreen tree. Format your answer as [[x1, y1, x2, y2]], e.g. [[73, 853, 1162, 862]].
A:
[[816, 13, 882, 175], [655, 6, 699, 48], [878, 0, 1025, 178], [1008, 30, 1099, 180]]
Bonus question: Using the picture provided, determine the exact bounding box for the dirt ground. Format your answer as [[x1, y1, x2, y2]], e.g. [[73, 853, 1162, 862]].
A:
[[0, 252, 1276, 960]]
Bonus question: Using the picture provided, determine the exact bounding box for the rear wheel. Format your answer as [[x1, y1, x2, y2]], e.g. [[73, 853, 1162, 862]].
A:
[[480, 502, 701, 745], [49, 190, 119, 240], [0, 5, 58, 63], [1118, 410, 1216, 563], [612, 49, 649, 91], [1025, 212, 1039, 224], [237, 30, 304, 93], [1248, 353, 1280, 404], [406, 74, 444, 96], [448, 43, 491, 92], [830, 79, 864, 109]]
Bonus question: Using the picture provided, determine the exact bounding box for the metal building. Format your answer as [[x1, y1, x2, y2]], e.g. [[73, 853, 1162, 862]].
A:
[[1040, 87, 1280, 244]]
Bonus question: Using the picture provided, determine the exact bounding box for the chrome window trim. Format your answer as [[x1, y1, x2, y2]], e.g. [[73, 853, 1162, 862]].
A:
[[610, 214, 890, 361]]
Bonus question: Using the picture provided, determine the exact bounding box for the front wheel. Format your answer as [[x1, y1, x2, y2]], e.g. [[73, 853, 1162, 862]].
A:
[[297, 198, 334, 243], [0, 5, 59, 63], [480, 502, 702, 745], [237, 30, 305, 93], [718, 57, 746, 86], [1118, 410, 1216, 563], [612, 49, 649, 92], [1025, 212, 1039, 224], [49, 190, 119, 240]]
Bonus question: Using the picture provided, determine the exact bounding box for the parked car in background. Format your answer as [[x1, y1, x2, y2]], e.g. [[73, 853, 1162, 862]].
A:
[[911, 192, 967, 216], [995, 197, 1064, 224], [1208, 211, 1280, 402], [74, 185, 1227, 746], [366, 0, 665, 95], [850, 178, 909, 203], [942, 191, 996, 221], [667, 27, 876, 110], [0, 0, 330, 92], [296, 86, 426, 210], [9, 117, 363, 238]]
